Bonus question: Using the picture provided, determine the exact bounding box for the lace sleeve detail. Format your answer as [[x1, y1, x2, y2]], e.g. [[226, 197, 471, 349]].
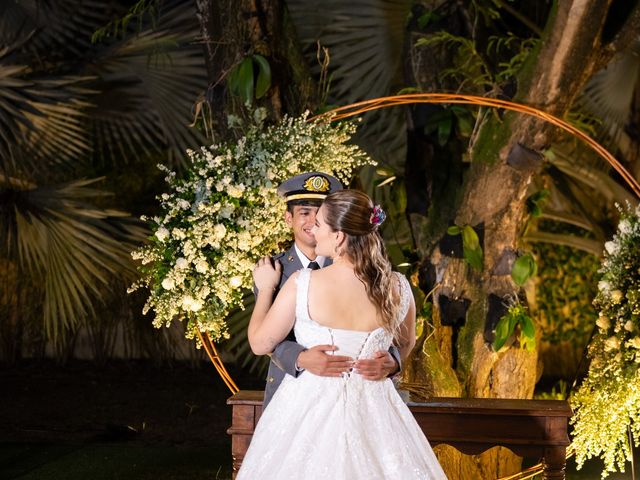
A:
[[394, 272, 412, 327]]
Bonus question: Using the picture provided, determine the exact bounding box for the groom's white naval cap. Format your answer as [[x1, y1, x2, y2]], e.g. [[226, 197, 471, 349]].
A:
[[277, 172, 343, 203]]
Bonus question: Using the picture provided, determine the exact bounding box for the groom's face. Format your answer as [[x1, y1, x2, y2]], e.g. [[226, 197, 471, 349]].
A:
[[285, 205, 319, 251]]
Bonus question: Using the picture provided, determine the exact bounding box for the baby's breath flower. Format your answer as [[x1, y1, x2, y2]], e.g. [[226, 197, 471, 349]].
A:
[[129, 112, 374, 343], [572, 205, 640, 478]]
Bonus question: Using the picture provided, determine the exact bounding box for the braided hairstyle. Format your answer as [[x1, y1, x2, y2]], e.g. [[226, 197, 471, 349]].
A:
[[322, 190, 399, 334]]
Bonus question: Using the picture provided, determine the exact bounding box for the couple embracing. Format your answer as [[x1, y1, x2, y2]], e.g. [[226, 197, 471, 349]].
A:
[[237, 172, 447, 479]]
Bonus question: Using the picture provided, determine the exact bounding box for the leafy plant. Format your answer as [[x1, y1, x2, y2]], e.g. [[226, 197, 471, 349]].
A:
[[227, 55, 272, 105], [511, 252, 537, 286], [492, 302, 536, 352], [447, 224, 483, 271]]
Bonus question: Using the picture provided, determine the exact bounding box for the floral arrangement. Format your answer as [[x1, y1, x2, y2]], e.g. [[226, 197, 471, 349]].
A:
[[130, 110, 374, 342], [571, 203, 640, 477]]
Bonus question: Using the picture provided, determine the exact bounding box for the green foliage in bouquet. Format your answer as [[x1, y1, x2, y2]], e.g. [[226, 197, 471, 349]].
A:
[[571, 203, 640, 477], [130, 110, 374, 342]]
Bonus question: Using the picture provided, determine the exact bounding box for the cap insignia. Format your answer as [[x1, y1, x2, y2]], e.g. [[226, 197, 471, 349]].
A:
[[304, 176, 330, 193]]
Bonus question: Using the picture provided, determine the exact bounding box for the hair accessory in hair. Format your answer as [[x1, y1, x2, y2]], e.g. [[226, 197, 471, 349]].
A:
[[370, 205, 386, 227]]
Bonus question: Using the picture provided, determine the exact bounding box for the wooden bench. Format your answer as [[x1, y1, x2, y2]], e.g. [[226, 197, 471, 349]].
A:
[[227, 391, 572, 479]]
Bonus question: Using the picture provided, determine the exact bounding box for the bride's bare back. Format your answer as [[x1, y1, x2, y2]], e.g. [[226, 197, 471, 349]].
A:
[[307, 264, 397, 332]]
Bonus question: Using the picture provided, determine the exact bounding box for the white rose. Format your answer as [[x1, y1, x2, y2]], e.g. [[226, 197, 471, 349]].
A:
[[604, 241, 618, 255], [195, 259, 208, 274], [175, 257, 188, 269], [156, 227, 169, 242], [230, 276, 243, 288], [190, 299, 203, 312], [177, 199, 191, 210], [619, 219, 632, 235], [598, 280, 611, 293], [181, 295, 194, 309], [161, 277, 175, 290], [624, 320, 634, 332], [214, 223, 227, 240], [604, 336, 621, 351], [596, 315, 610, 330], [611, 290, 624, 303]]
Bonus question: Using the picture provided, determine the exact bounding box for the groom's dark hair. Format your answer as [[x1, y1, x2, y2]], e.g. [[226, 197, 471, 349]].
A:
[[285, 199, 323, 214]]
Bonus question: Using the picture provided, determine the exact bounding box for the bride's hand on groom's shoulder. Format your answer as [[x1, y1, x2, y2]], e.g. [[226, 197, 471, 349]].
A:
[[253, 256, 282, 293], [354, 351, 398, 381]]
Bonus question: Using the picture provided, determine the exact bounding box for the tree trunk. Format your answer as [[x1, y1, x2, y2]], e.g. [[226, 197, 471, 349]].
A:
[[195, 0, 316, 138], [404, 1, 640, 478]]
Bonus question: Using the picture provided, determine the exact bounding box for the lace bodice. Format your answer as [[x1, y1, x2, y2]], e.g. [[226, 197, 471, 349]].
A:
[[294, 268, 411, 361]]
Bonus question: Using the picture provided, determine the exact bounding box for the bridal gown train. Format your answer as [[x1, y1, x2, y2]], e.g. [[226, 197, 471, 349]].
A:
[[236, 268, 447, 479]]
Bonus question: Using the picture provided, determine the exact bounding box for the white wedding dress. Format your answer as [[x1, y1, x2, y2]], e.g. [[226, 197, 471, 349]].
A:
[[236, 269, 447, 479]]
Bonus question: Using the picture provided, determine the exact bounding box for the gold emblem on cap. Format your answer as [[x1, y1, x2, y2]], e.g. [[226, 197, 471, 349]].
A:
[[304, 176, 330, 193]]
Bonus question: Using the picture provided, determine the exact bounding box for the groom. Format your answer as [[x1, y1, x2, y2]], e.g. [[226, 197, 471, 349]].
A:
[[260, 172, 401, 408]]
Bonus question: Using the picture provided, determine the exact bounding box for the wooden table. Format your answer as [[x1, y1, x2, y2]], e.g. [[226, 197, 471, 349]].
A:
[[227, 391, 572, 479]]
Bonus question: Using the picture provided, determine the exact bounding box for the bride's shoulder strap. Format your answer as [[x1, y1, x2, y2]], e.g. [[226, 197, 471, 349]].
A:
[[393, 271, 412, 323]]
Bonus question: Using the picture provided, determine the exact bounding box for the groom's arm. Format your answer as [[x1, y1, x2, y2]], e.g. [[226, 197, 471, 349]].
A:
[[272, 337, 354, 378], [270, 337, 307, 378]]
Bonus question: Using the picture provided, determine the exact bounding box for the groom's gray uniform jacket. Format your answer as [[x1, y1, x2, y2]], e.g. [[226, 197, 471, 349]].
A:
[[261, 244, 402, 408]]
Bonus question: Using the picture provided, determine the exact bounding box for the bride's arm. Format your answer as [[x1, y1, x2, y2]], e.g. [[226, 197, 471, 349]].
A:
[[248, 263, 298, 355], [395, 293, 417, 362]]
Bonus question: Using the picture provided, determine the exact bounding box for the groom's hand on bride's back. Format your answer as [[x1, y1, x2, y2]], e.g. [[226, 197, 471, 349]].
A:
[[354, 351, 399, 381], [297, 345, 353, 377]]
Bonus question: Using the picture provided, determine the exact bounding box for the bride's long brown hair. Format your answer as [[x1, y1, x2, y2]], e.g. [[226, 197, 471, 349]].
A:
[[322, 190, 400, 333]]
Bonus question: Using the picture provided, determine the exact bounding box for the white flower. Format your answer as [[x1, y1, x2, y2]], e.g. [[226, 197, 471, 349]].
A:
[[190, 299, 203, 312], [227, 183, 246, 198], [604, 241, 618, 255], [627, 337, 640, 349], [598, 280, 611, 293], [182, 295, 195, 309], [172, 228, 186, 240], [195, 259, 209, 274], [619, 219, 632, 235], [177, 199, 191, 210], [175, 257, 189, 269], [161, 277, 175, 290], [156, 227, 169, 242], [230, 276, 243, 288], [214, 224, 227, 240], [604, 336, 621, 351], [610, 290, 624, 304], [624, 320, 634, 332], [596, 315, 610, 330]]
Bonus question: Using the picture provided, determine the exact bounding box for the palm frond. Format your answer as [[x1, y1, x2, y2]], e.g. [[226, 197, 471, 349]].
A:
[[288, 0, 411, 172], [1, 177, 147, 340], [87, 1, 207, 167], [0, 0, 114, 58], [523, 231, 603, 257], [0, 62, 94, 173], [579, 40, 640, 143]]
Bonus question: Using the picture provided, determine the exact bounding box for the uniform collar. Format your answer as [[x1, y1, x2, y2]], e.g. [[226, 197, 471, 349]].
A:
[[293, 243, 326, 269]]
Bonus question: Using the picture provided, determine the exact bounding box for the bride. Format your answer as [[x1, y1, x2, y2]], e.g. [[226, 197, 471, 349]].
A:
[[237, 190, 447, 479]]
